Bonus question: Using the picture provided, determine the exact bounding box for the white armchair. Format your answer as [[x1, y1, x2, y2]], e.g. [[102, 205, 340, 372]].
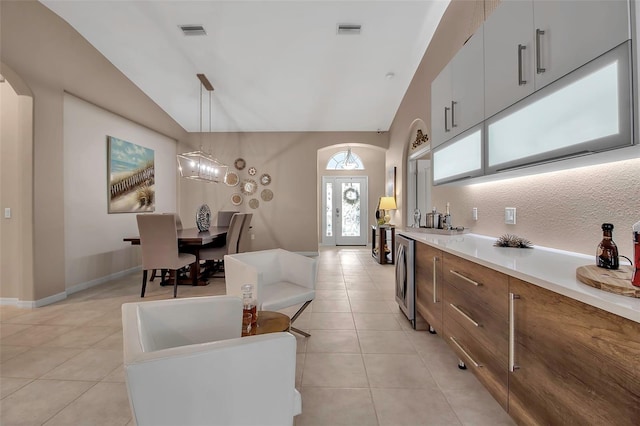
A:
[[122, 295, 301, 426], [224, 249, 317, 337]]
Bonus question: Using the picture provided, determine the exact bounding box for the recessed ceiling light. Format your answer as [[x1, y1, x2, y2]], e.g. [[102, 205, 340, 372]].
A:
[[179, 25, 207, 36], [337, 24, 361, 35], [385, 72, 395, 80]]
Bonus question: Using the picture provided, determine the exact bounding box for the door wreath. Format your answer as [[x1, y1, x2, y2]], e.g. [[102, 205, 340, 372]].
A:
[[343, 187, 360, 205]]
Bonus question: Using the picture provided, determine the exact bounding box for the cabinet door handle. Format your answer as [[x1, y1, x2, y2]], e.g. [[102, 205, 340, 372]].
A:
[[517, 44, 527, 85], [450, 101, 457, 128], [509, 293, 520, 372], [450, 336, 482, 368], [449, 303, 480, 327], [433, 256, 439, 304], [444, 107, 450, 132], [449, 270, 481, 287], [535, 29, 546, 74]]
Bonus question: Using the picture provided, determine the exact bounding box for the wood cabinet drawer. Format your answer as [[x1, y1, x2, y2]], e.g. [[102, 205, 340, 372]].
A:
[[443, 253, 508, 317], [443, 281, 508, 364], [443, 313, 508, 410], [415, 243, 443, 332], [509, 277, 640, 425]]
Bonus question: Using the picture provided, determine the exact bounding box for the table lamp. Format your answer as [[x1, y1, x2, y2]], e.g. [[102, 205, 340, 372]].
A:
[[378, 196, 397, 225]]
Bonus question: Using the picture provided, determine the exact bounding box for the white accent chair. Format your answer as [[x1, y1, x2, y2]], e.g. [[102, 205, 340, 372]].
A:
[[122, 295, 301, 426], [224, 249, 317, 337]]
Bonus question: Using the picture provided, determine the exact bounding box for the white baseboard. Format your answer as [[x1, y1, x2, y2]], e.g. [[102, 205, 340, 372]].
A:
[[297, 251, 319, 257], [66, 265, 141, 295], [1, 266, 142, 308]]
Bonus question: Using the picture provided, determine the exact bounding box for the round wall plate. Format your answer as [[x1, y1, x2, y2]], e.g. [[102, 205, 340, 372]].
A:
[[260, 173, 271, 185], [240, 179, 258, 195], [225, 171, 239, 186], [261, 189, 273, 202], [249, 198, 259, 209], [231, 193, 243, 206], [248, 166, 257, 176], [234, 158, 246, 170]]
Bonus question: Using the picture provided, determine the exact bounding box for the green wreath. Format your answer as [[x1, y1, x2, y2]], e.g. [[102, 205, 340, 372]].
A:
[[343, 187, 360, 205]]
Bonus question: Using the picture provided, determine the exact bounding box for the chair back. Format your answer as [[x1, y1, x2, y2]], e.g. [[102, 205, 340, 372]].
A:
[[237, 213, 253, 253], [163, 212, 183, 231], [217, 210, 239, 227], [226, 213, 245, 255], [136, 214, 179, 270]]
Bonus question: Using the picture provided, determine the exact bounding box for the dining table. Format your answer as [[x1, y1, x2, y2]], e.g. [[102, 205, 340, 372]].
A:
[[123, 226, 228, 286]]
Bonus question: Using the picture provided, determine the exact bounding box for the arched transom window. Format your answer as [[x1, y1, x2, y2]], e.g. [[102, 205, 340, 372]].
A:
[[326, 148, 364, 170]]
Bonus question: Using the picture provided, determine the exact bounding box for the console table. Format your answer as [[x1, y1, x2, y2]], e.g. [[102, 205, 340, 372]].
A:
[[371, 225, 395, 264]]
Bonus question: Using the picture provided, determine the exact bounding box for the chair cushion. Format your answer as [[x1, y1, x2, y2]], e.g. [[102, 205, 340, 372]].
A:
[[260, 281, 315, 312]]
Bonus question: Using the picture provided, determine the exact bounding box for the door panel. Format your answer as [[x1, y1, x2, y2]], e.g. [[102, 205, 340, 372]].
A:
[[321, 177, 367, 246]]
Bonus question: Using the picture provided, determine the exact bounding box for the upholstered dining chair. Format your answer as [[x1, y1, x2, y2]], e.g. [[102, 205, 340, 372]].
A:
[[217, 210, 239, 227], [136, 214, 196, 298], [150, 213, 184, 282], [122, 295, 301, 426], [224, 249, 317, 337], [199, 213, 245, 277], [237, 212, 253, 253]]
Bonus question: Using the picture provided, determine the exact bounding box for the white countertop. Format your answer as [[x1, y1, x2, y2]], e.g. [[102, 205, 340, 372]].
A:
[[398, 231, 640, 323]]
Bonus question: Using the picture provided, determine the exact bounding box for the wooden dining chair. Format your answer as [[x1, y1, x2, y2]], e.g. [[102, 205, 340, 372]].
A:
[[200, 213, 245, 278], [136, 214, 196, 298]]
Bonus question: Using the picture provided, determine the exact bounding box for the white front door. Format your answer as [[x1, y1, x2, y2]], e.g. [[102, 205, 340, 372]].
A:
[[321, 177, 368, 246]]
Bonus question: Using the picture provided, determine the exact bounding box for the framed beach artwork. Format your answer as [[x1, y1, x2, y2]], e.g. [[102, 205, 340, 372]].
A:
[[107, 136, 155, 213]]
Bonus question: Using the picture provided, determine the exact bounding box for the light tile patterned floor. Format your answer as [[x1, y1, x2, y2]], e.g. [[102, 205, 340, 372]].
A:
[[0, 247, 514, 425]]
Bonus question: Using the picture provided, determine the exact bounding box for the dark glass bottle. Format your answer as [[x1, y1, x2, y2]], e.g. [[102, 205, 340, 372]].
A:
[[596, 223, 619, 270]]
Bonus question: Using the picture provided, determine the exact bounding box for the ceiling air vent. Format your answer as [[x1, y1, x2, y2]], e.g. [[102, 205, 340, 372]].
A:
[[337, 24, 361, 35], [179, 25, 207, 36]]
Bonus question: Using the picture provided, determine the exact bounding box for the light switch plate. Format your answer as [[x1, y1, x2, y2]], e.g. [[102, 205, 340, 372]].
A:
[[472, 207, 478, 221], [505, 207, 516, 225], [4, 208, 10, 219]]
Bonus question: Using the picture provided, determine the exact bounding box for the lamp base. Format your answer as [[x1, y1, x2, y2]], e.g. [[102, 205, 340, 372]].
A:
[[384, 214, 391, 224]]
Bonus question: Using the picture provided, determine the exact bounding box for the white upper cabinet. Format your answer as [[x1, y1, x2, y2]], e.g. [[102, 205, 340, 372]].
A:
[[484, 0, 631, 119], [431, 26, 484, 148]]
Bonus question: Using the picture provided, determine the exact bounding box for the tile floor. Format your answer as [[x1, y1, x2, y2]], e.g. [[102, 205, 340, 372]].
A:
[[0, 247, 514, 426]]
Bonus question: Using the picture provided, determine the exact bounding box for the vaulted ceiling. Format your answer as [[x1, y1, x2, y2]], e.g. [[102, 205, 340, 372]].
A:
[[40, 1, 449, 133]]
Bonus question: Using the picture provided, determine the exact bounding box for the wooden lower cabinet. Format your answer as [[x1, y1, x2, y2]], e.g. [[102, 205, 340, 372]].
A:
[[415, 243, 443, 332], [509, 277, 640, 425]]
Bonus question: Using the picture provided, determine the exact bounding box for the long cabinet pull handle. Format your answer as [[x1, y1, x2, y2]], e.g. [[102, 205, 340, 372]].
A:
[[509, 293, 520, 372], [517, 44, 527, 85], [449, 270, 481, 286], [535, 29, 546, 74], [433, 256, 438, 304], [444, 107, 450, 132], [449, 303, 480, 327], [451, 101, 457, 128], [450, 336, 481, 368]]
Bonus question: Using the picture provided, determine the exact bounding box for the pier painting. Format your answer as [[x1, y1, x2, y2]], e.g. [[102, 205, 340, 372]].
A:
[[107, 136, 155, 213]]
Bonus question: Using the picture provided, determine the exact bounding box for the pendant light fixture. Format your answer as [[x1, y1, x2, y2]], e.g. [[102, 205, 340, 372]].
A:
[[177, 74, 228, 183], [342, 147, 357, 170]]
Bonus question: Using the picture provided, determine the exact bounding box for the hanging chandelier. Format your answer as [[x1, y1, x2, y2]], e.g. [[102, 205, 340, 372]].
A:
[[177, 74, 228, 183], [341, 147, 357, 170]]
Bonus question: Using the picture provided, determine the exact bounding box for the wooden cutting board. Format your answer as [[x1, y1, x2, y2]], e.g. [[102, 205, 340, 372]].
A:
[[576, 265, 639, 298]]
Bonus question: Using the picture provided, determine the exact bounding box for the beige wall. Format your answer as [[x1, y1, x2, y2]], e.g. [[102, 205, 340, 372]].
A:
[[63, 94, 178, 290], [388, 0, 640, 259], [179, 132, 388, 253], [1, 1, 188, 303], [0, 77, 34, 301]]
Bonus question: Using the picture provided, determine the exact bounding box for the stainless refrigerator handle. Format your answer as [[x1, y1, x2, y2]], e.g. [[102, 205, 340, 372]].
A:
[[518, 44, 527, 85], [536, 29, 546, 74], [509, 293, 520, 372], [433, 256, 438, 303]]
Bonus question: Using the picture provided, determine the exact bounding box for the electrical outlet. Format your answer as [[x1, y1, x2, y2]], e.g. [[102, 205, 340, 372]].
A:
[[505, 207, 516, 225], [472, 207, 478, 221], [251, 233, 255, 240]]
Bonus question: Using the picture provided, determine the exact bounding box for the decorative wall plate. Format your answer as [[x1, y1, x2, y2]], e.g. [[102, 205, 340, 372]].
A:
[[224, 171, 239, 186], [240, 179, 258, 195], [260, 173, 271, 186], [261, 189, 273, 202], [248, 166, 257, 176], [234, 158, 246, 170], [196, 204, 211, 231], [231, 193, 243, 206], [249, 198, 259, 209]]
